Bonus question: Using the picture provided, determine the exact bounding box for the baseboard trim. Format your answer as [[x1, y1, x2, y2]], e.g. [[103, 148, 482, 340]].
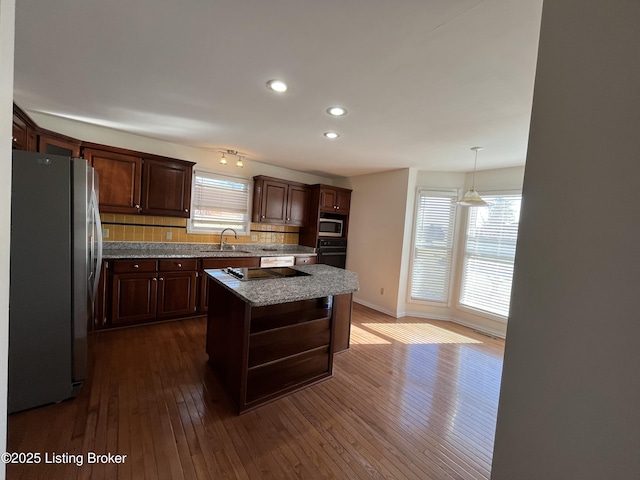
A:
[[354, 300, 507, 339], [448, 317, 506, 339], [352, 299, 400, 318]]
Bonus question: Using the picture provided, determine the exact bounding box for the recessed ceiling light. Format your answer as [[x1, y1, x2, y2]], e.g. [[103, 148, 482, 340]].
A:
[[324, 132, 340, 139], [266, 79, 288, 93], [326, 106, 347, 116]]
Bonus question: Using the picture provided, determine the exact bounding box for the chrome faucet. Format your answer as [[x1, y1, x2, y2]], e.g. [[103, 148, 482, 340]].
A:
[[219, 228, 238, 250]]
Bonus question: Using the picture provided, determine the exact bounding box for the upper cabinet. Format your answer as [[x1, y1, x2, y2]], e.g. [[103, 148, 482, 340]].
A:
[[84, 145, 194, 218], [319, 186, 351, 214], [141, 157, 192, 217], [38, 131, 81, 158], [252, 176, 309, 226], [299, 184, 353, 247], [12, 106, 37, 152], [13, 104, 80, 156], [83, 147, 143, 214]]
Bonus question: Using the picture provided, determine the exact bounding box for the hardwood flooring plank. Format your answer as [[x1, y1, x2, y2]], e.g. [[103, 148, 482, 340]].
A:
[[7, 305, 505, 479]]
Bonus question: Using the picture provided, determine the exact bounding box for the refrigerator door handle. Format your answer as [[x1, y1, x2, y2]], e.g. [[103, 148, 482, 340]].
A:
[[90, 188, 103, 302]]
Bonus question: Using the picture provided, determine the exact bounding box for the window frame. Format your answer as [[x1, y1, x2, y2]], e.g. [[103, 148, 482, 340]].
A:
[[187, 169, 252, 235], [457, 189, 522, 320], [408, 188, 459, 306]]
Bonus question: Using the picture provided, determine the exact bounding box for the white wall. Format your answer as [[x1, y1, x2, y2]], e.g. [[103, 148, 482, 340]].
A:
[[28, 111, 334, 186], [345, 165, 525, 336], [0, 0, 15, 478], [492, 1, 640, 478], [344, 169, 412, 316]]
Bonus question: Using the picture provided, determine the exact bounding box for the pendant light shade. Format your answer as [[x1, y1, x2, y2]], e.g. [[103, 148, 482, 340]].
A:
[[458, 147, 489, 207]]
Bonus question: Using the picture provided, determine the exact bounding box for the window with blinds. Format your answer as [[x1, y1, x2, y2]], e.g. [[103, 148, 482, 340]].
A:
[[459, 193, 522, 317], [410, 189, 458, 304], [188, 170, 251, 235]]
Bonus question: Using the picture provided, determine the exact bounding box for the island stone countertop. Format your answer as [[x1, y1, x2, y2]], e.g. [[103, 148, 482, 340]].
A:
[[205, 264, 359, 307], [102, 241, 316, 259]]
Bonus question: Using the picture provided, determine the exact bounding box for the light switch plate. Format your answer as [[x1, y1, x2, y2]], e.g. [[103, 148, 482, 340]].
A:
[[102, 228, 109, 238], [251, 234, 258, 242], [166, 231, 172, 240]]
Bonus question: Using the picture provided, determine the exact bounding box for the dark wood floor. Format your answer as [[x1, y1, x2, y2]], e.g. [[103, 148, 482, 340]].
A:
[[7, 304, 505, 480]]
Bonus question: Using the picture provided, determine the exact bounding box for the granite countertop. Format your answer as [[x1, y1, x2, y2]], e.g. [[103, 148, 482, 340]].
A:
[[205, 264, 359, 307], [102, 242, 316, 259]]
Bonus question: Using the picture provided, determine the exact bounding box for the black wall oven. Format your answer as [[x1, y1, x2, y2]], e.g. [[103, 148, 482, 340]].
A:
[[317, 238, 347, 269]]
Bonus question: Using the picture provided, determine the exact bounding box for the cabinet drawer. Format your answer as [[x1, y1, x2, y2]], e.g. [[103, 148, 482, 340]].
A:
[[294, 255, 316, 265], [246, 346, 330, 403], [202, 256, 259, 269], [159, 258, 198, 272], [248, 317, 330, 367], [112, 259, 157, 273]]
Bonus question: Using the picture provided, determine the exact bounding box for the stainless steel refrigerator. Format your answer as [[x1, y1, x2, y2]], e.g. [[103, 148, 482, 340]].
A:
[[9, 151, 102, 413]]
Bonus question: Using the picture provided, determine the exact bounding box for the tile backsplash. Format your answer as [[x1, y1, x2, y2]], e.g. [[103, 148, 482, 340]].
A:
[[100, 214, 299, 245]]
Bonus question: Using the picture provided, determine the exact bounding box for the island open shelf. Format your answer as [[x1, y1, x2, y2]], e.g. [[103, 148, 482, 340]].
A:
[[204, 264, 359, 414]]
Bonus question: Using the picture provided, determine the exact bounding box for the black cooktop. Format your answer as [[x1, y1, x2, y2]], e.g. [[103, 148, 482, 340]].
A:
[[224, 267, 311, 281]]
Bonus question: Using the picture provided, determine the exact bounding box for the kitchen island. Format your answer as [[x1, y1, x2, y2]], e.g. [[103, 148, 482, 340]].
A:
[[205, 264, 358, 413]]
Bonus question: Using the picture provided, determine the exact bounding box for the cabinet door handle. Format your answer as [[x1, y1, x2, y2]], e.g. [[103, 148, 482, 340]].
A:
[[159, 277, 164, 281], [133, 264, 139, 269], [184, 208, 188, 212], [286, 217, 290, 221], [135, 204, 140, 209], [261, 215, 265, 219], [176, 263, 182, 268], [152, 277, 157, 281]]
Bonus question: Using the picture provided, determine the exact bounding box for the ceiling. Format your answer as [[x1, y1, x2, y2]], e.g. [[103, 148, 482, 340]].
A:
[[12, 0, 543, 178]]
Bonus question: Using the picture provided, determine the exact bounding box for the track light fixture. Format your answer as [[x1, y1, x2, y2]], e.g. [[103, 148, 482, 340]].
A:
[[218, 149, 246, 168]]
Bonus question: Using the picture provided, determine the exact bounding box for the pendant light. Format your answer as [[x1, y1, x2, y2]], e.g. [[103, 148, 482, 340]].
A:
[[219, 152, 227, 165], [458, 147, 489, 207]]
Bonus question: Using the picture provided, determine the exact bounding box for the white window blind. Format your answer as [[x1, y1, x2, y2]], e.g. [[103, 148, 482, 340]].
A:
[[460, 193, 522, 317], [188, 170, 251, 235], [410, 190, 458, 303]]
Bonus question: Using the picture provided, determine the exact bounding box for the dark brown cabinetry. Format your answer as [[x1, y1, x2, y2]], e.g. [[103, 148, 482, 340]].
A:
[[83, 145, 194, 217], [333, 293, 353, 352], [12, 103, 194, 219], [294, 255, 317, 265], [12, 106, 37, 152], [83, 147, 143, 214], [300, 184, 352, 248], [199, 257, 260, 312], [38, 132, 81, 158], [109, 258, 198, 326], [252, 176, 309, 226], [13, 104, 81, 157], [207, 280, 335, 413], [157, 259, 198, 318], [111, 260, 158, 325], [141, 158, 192, 217], [319, 186, 351, 214]]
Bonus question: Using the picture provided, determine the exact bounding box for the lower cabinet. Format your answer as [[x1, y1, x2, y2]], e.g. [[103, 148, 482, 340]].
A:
[[157, 260, 198, 318], [109, 258, 198, 326], [100, 256, 261, 328], [199, 256, 260, 312], [294, 255, 317, 265], [206, 280, 335, 413]]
